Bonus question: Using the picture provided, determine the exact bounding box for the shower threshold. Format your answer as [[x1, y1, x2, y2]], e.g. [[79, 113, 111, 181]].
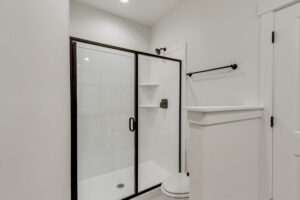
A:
[[78, 161, 171, 200]]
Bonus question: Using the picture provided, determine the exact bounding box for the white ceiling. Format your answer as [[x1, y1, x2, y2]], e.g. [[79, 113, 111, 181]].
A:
[[73, 0, 183, 26]]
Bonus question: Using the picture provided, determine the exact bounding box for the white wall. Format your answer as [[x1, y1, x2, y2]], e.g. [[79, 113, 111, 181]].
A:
[[151, 0, 260, 106], [0, 0, 70, 200], [152, 1, 271, 199], [70, 1, 151, 52]]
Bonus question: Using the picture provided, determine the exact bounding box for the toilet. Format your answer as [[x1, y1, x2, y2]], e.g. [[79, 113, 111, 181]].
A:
[[161, 173, 189, 199]]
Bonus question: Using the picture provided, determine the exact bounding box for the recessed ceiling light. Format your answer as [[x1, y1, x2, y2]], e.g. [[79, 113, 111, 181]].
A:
[[84, 57, 90, 61], [120, 0, 129, 4]]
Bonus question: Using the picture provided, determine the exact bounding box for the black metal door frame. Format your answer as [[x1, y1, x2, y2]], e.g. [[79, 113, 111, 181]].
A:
[[70, 37, 182, 200]]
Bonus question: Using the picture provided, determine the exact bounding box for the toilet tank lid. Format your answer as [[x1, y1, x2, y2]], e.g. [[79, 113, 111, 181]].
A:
[[162, 173, 189, 194]]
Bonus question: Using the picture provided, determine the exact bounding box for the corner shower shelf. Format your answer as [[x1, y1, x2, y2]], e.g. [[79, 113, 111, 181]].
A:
[[138, 82, 160, 87], [78, 110, 103, 115], [139, 105, 159, 108]]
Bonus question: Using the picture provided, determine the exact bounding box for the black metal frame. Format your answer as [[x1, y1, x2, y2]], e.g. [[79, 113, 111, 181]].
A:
[[187, 64, 238, 77], [70, 37, 182, 200]]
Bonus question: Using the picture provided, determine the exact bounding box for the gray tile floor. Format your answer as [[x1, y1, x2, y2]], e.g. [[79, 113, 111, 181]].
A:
[[149, 195, 165, 200], [148, 195, 189, 200], [132, 188, 189, 200], [132, 191, 165, 200], [147, 195, 165, 200]]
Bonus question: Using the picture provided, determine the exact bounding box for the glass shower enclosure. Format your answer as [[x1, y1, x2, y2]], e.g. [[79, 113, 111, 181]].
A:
[[70, 38, 181, 200]]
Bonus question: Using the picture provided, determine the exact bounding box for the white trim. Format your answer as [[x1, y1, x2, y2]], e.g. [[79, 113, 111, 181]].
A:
[[258, 0, 300, 16], [185, 106, 264, 113], [259, 11, 275, 200], [274, 0, 300, 12]]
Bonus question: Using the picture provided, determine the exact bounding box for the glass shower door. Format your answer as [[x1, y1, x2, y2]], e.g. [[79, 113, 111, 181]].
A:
[[138, 54, 181, 192], [75, 42, 136, 200]]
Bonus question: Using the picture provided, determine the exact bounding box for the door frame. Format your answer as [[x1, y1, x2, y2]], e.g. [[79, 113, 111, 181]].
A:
[[260, 2, 300, 200], [70, 37, 182, 200], [272, 3, 300, 200]]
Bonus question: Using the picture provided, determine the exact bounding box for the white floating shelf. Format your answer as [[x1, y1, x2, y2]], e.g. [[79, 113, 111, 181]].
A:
[[139, 105, 159, 108], [185, 106, 264, 112], [78, 110, 103, 115], [185, 106, 264, 126], [139, 82, 160, 87]]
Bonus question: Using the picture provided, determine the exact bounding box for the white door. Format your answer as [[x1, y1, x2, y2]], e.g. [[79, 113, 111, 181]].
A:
[[274, 3, 300, 200]]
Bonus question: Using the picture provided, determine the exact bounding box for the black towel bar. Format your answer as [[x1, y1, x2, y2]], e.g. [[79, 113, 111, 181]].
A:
[[187, 64, 238, 77]]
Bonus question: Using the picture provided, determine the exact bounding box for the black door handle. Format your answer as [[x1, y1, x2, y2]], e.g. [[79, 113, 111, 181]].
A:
[[129, 117, 135, 132]]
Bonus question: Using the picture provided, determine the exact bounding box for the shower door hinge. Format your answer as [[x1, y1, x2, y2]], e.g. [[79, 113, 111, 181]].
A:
[[272, 31, 275, 43], [270, 116, 274, 128]]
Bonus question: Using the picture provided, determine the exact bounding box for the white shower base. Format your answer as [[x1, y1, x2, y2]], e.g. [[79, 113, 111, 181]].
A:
[[78, 161, 171, 200]]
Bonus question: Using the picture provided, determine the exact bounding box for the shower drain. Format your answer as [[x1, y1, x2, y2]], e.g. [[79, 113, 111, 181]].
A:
[[116, 183, 125, 189]]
